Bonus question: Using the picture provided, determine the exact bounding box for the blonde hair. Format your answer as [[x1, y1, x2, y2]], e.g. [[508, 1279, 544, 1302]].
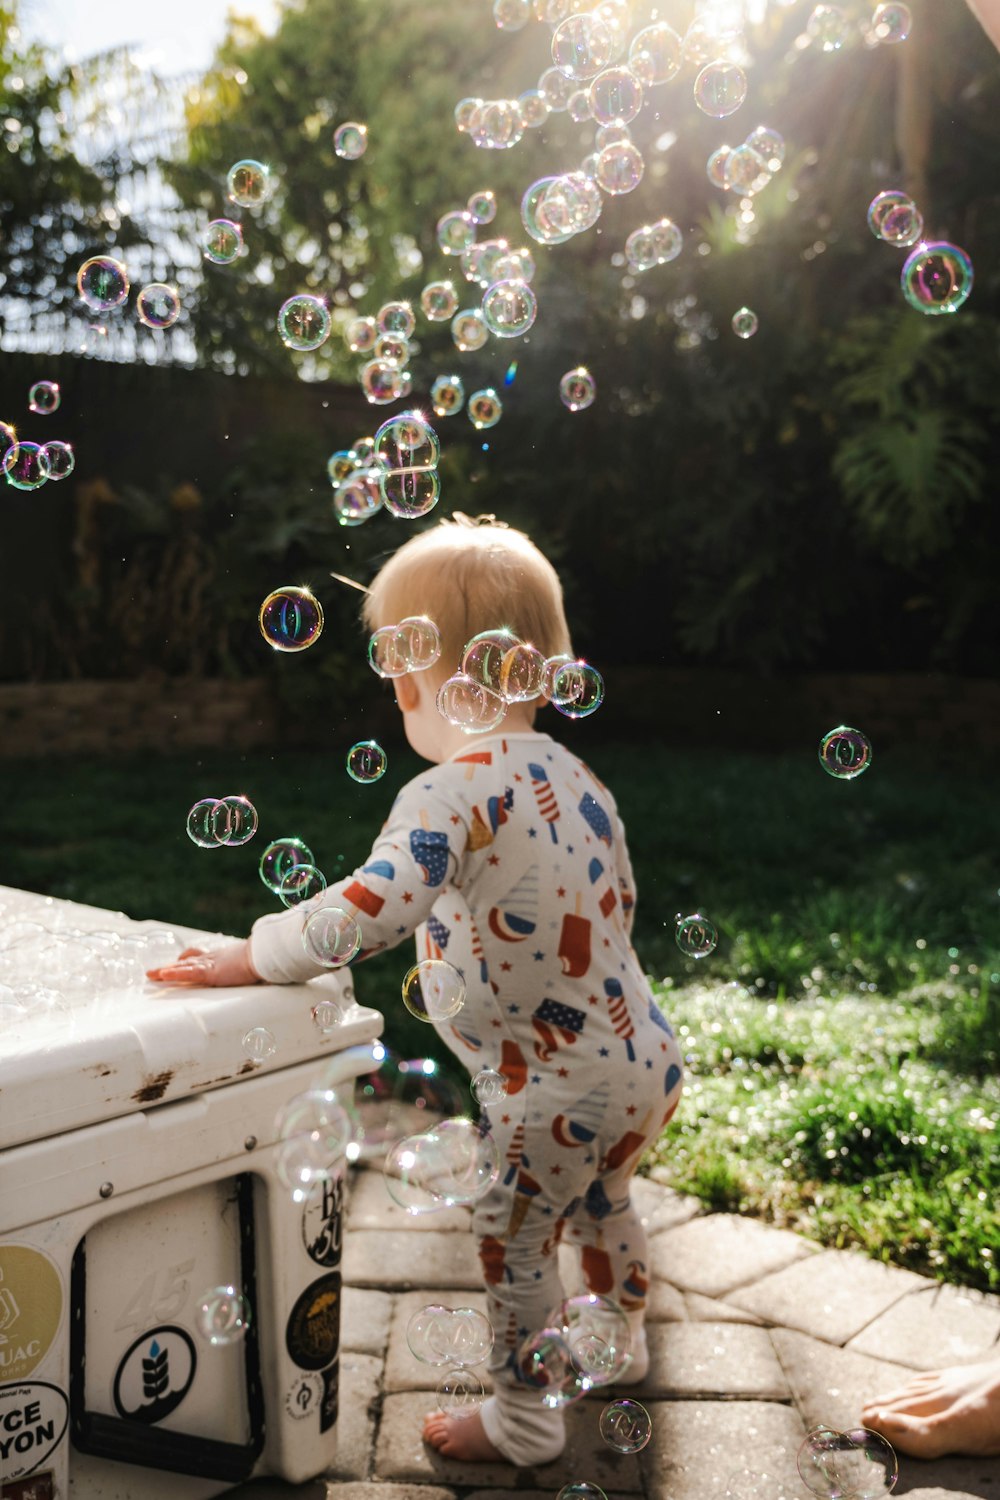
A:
[[361, 515, 573, 681]]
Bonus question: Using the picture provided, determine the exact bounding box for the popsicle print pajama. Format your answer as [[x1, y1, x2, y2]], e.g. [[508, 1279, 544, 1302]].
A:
[[250, 730, 684, 1465]]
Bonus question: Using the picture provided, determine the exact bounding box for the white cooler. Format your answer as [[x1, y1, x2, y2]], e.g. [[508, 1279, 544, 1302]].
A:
[[0, 887, 384, 1500]]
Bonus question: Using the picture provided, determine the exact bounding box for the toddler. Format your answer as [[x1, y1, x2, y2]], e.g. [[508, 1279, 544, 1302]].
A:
[[150, 516, 683, 1467]]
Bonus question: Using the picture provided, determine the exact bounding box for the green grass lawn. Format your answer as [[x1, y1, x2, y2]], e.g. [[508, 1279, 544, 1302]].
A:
[[3, 736, 998, 1290]]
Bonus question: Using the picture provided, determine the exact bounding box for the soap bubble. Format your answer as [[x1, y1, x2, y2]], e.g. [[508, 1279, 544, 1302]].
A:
[[724, 144, 769, 194], [404, 1118, 500, 1206], [557, 1292, 631, 1386], [28, 380, 60, 415], [500, 642, 546, 702], [626, 219, 681, 271], [328, 448, 359, 484], [277, 295, 331, 351], [374, 410, 439, 471], [467, 190, 497, 224], [260, 837, 314, 893], [349, 1049, 464, 1161], [694, 61, 748, 118], [407, 1305, 494, 1367], [808, 4, 850, 50], [537, 66, 575, 111], [40, 440, 75, 480], [590, 65, 642, 125], [494, 0, 530, 28], [431, 374, 466, 416], [303, 908, 363, 968], [345, 315, 378, 352], [212, 795, 259, 846], [377, 300, 416, 337], [259, 586, 324, 652], [380, 467, 440, 519], [346, 740, 388, 783], [201, 219, 243, 264], [595, 139, 644, 195], [872, 3, 911, 43], [708, 147, 733, 191], [242, 1027, 276, 1065], [482, 279, 537, 337], [374, 331, 410, 365], [519, 87, 550, 127], [557, 1488, 608, 1500], [521, 176, 572, 245], [797, 1426, 898, 1499], [471, 1067, 508, 1105], [421, 280, 459, 321], [900, 241, 973, 316], [675, 913, 718, 958], [437, 210, 476, 256], [552, 12, 615, 79], [867, 190, 922, 245], [368, 624, 410, 678], [454, 96, 484, 132], [732, 306, 759, 339], [437, 673, 507, 733], [397, 616, 442, 670], [334, 467, 382, 526], [196, 1286, 251, 1345], [467, 388, 503, 429], [745, 125, 785, 171], [600, 1398, 653, 1453], [628, 21, 682, 85], [226, 158, 270, 206], [279, 864, 327, 908], [519, 1328, 576, 1395], [819, 726, 873, 779], [407, 1304, 451, 1362], [2, 442, 50, 490], [402, 959, 466, 1022], [136, 283, 181, 329], [312, 996, 348, 1031], [360, 358, 404, 404], [452, 308, 490, 352], [276, 1086, 352, 1144], [470, 98, 524, 149], [550, 660, 604, 718], [186, 798, 220, 849], [436, 1367, 485, 1416], [77, 256, 129, 311], [463, 629, 521, 693], [560, 367, 596, 411], [334, 121, 368, 158]]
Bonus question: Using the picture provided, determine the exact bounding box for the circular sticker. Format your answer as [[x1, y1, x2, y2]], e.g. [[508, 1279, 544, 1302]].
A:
[[301, 1176, 344, 1268], [0, 1380, 69, 1485], [0, 1245, 64, 1384], [285, 1274, 341, 1371], [284, 1372, 323, 1420], [112, 1325, 196, 1425]]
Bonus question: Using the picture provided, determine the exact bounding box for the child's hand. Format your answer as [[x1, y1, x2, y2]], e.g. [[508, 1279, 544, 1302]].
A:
[[146, 940, 262, 988]]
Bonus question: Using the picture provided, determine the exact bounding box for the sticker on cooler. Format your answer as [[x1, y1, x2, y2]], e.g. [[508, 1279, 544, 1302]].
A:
[[111, 1325, 197, 1424], [301, 1176, 344, 1269], [0, 1247, 64, 1384], [0, 1382, 69, 1487], [284, 1372, 323, 1420], [285, 1275, 341, 1371]]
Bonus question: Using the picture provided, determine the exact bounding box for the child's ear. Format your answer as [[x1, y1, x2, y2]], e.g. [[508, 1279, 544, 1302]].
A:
[[394, 673, 421, 713]]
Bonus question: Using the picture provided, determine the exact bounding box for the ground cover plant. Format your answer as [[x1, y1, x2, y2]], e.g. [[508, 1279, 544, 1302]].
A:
[[5, 736, 997, 1291]]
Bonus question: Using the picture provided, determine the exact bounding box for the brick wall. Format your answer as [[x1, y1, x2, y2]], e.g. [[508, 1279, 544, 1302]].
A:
[[0, 670, 997, 758]]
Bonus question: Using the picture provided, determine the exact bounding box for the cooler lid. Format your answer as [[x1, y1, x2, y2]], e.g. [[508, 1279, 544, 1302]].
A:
[[0, 885, 384, 1149]]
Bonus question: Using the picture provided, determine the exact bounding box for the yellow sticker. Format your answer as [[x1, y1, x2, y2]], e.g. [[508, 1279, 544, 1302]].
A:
[[0, 1246, 63, 1383]]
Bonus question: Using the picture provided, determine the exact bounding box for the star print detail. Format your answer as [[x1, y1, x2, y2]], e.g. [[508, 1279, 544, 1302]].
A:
[[557, 1066, 568, 1077], [626, 1105, 637, 1116], [528, 828, 538, 838], [531, 1074, 541, 1084], [450, 814, 462, 825], [532, 951, 544, 961], [500, 961, 512, 972], [588, 994, 599, 1006], [488, 854, 500, 865], [557, 887, 566, 898], [507, 1003, 520, 1014], [550, 1164, 563, 1175], [402, 892, 413, 903], [645, 1058, 653, 1068], [599, 1047, 609, 1057]]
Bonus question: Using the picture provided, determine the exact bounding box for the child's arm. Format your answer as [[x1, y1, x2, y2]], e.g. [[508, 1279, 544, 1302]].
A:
[[148, 773, 467, 988]]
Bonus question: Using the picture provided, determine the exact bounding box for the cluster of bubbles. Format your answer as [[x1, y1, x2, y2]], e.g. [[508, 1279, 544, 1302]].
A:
[[517, 1292, 631, 1406], [675, 912, 719, 960], [76, 254, 182, 331], [195, 1285, 252, 1346], [372, 408, 441, 518], [258, 585, 325, 651], [327, 432, 383, 527], [807, 3, 911, 51], [867, 190, 973, 318], [348, 1045, 466, 1164], [384, 1115, 500, 1215], [819, 726, 873, 780], [706, 123, 785, 200], [407, 1303, 493, 1415], [259, 835, 328, 909], [624, 219, 682, 273], [186, 794, 259, 848], [797, 1424, 898, 1499], [2, 383, 75, 491], [368, 615, 442, 677], [344, 300, 416, 407], [200, 159, 269, 267], [437, 627, 605, 735], [274, 1085, 354, 1200], [346, 739, 388, 784]]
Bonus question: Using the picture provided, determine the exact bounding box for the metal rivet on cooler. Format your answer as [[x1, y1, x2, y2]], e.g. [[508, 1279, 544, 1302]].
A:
[[244, 1135, 258, 1151], [99, 1181, 114, 1198]]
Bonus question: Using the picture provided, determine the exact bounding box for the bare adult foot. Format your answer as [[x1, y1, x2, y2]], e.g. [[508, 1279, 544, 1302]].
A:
[[422, 1407, 505, 1462], [862, 1359, 1000, 1459]]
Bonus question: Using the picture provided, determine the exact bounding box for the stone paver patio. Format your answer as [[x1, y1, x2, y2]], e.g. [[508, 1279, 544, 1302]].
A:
[[232, 1168, 1000, 1500]]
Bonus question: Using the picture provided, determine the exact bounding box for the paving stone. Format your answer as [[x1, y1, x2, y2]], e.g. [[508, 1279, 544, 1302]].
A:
[[770, 1327, 916, 1433], [385, 1290, 494, 1393], [328, 1351, 382, 1482], [228, 1480, 328, 1499], [685, 1292, 766, 1325], [342, 1286, 394, 1357], [650, 1213, 817, 1298], [344, 1229, 481, 1291], [347, 1168, 473, 1234], [731, 1250, 928, 1344], [373, 1391, 643, 1490], [326, 1487, 458, 1500], [848, 1284, 1000, 1370], [626, 1322, 790, 1401], [894, 1481, 1000, 1500], [634, 1172, 702, 1233], [639, 1399, 806, 1500], [648, 1275, 688, 1322]]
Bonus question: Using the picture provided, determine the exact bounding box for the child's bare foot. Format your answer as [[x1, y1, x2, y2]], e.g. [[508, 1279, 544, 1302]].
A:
[[862, 1360, 1000, 1459], [422, 1407, 505, 1462]]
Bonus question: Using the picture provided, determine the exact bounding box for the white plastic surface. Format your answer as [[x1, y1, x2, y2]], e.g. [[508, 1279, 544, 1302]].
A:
[[0, 886, 384, 1150]]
